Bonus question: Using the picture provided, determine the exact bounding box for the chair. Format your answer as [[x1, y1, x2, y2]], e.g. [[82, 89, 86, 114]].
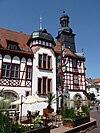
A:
[[27, 110, 32, 123]]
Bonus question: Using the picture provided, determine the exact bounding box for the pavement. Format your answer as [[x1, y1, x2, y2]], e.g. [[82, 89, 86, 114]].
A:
[[90, 107, 100, 133]]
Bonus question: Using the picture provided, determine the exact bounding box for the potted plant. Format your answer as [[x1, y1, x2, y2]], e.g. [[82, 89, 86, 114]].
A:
[[32, 116, 43, 129], [43, 93, 55, 117], [61, 105, 90, 128], [61, 107, 75, 128]]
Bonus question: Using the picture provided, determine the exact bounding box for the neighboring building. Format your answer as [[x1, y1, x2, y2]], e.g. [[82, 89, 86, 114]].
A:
[[86, 78, 100, 97], [0, 28, 33, 114], [55, 12, 87, 108]]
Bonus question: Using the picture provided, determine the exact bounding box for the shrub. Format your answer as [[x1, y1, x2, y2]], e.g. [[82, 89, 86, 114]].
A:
[[81, 105, 90, 115], [0, 112, 30, 133], [61, 105, 90, 122], [61, 107, 76, 121]]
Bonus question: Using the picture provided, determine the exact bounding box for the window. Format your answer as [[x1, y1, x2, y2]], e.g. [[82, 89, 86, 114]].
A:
[[43, 54, 47, 68], [48, 79, 51, 93], [39, 54, 42, 68], [38, 54, 52, 70], [26, 66, 32, 80], [74, 75, 78, 85], [38, 77, 52, 94], [72, 60, 77, 67], [48, 56, 51, 69], [25, 91, 30, 97], [43, 77, 47, 94], [7, 44, 17, 50], [38, 78, 42, 94], [2, 63, 10, 78], [11, 64, 19, 78], [2, 63, 19, 79]]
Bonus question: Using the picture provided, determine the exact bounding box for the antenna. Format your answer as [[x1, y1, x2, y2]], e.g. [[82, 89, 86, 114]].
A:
[[40, 16, 42, 30]]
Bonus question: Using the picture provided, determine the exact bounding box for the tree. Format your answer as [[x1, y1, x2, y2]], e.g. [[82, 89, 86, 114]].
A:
[[86, 92, 95, 101]]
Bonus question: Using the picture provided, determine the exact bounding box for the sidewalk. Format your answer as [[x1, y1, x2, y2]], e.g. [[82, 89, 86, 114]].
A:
[[51, 125, 70, 133]]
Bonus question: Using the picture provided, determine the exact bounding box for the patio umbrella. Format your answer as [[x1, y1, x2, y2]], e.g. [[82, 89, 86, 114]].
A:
[[24, 95, 47, 104], [10, 96, 26, 105], [95, 96, 100, 100], [24, 95, 37, 104], [33, 94, 48, 103], [0, 96, 4, 101]]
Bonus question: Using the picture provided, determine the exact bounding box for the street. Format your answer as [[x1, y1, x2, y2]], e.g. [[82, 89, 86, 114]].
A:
[[90, 107, 100, 133]]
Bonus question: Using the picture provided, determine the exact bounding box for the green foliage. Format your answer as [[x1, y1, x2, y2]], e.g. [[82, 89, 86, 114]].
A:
[[47, 92, 55, 109], [86, 93, 95, 101], [32, 116, 43, 125], [62, 105, 90, 121], [81, 105, 90, 115], [32, 116, 43, 129], [0, 100, 10, 109], [0, 112, 31, 133], [62, 107, 76, 121]]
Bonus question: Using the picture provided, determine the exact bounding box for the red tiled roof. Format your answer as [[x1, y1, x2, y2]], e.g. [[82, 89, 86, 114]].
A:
[[87, 78, 95, 84], [0, 28, 31, 53], [54, 41, 77, 58], [93, 78, 100, 83]]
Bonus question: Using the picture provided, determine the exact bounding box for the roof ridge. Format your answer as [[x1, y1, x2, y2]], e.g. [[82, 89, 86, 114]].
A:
[[0, 28, 29, 36]]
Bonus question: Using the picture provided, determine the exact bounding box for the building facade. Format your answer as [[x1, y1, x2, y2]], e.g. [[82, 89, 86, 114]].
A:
[[86, 78, 100, 97], [0, 12, 87, 115], [55, 12, 87, 108]]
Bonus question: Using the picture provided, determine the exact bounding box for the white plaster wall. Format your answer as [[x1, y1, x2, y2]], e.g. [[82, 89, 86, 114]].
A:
[[31, 47, 56, 114], [32, 47, 56, 95]]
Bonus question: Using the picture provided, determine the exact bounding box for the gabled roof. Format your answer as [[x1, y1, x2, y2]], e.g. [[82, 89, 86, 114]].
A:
[[0, 28, 31, 53], [86, 78, 95, 85], [86, 78, 100, 86], [93, 78, 100, 83]]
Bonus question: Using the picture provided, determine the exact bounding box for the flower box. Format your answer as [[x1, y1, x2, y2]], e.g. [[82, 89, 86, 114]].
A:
[[63, 116, 90, 128], [23, 126, 50, 133], [73, 116, 90, 127]]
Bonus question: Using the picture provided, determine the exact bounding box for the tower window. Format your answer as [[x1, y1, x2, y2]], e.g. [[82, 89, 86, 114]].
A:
[[48, 79, 51, 93], [39, 54, 42, 68], [38, 77, 52, 94], [38, 54, 52, 70], [48, 56, 51, 69], [73, 75, 78, 85], [43, 77, 47, 94], [43, 54, 47, 69], [72, 60, 77, 67]]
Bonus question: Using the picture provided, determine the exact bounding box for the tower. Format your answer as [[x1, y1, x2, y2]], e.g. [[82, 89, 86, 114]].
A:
[[56, 11, 76, 53]]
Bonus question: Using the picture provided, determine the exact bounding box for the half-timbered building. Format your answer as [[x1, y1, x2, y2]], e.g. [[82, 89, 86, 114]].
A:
[[0, 28, 33, 99], [55, 12, 87, 108]]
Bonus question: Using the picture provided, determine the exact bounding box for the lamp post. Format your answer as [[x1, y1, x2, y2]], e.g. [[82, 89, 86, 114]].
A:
[[60, 37, 64, 109], [20, 95, 26, 122]]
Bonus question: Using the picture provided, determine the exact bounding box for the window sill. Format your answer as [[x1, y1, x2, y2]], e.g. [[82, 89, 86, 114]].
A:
[[37, 66, 53, 71]]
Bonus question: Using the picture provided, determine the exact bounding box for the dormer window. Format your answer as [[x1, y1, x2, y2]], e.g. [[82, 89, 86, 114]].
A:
[[8, 44, 17, 50], [7, 40, 18, 50]]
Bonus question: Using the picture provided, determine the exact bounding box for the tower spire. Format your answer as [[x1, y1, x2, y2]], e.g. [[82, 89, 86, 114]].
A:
[[40, 16, 42, 30]]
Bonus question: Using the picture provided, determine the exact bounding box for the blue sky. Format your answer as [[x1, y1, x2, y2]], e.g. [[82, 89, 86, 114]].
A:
[[0, 0, 100, 79]]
